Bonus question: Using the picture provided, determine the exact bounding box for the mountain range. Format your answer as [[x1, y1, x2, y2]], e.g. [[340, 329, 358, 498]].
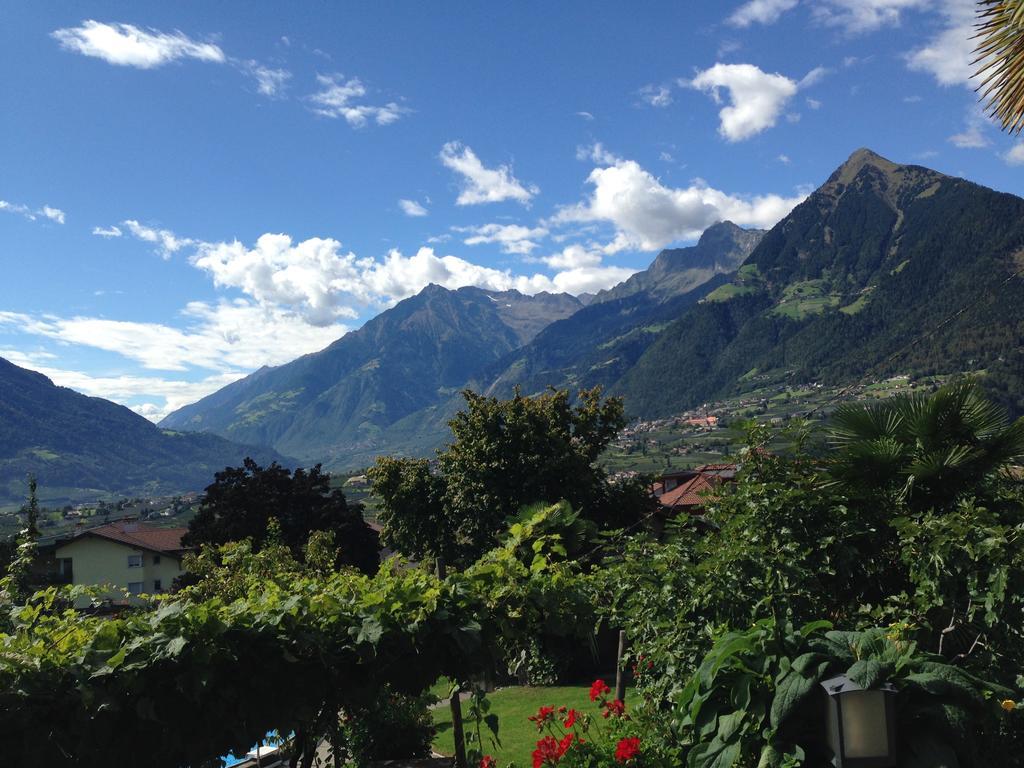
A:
[[0, 357, 283, 505], [159, 148, 1024, 468], [5, 147, 1023, 495], [159, 287, 584, 465]]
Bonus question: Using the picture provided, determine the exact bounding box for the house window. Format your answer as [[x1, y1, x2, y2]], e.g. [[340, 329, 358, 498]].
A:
[[127, 554, 143, 568], [153, 579, 163, 592], [127, 581, 143, 595], [153, 555, 161, 564]]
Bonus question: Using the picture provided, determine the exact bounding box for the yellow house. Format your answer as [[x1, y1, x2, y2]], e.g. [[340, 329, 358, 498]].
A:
[[55, 521, 189, 602]]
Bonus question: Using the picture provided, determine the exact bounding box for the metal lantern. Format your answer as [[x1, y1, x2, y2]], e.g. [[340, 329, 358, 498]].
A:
[[821, 675, 897, 767]]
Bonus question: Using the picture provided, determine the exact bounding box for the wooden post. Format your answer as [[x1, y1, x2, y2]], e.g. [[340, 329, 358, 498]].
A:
[[615, 630, 627, 703], [450, 684, 468, 768]]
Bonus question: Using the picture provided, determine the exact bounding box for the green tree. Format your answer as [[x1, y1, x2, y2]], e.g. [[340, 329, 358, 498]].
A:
[[371, 387, 654, 565], [367, 456, 452, 565], [184, 459, 379, 574], [0, 476, 39, 607], [827, 380, 1024, 512]]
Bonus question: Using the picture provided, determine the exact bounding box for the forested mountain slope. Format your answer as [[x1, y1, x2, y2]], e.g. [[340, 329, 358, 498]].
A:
[[0, 357, 283, 503], [616, 149, 1024, 417], [161, 286, 583, 463]]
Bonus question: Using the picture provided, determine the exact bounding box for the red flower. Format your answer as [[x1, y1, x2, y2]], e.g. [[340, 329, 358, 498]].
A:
[[589, 679, 611, 702], [480, 757, 496, 768], [529, 705, 557, 731], [532, 736, 562, 768], [614, 737, 641, 764], [562, 708, 579, 728], [558, 734, 574, 757], [602, 699, 626, 719]]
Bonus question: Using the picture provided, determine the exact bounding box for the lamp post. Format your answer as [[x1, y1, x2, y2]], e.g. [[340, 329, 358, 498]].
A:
[[821, 675, 897, 767]]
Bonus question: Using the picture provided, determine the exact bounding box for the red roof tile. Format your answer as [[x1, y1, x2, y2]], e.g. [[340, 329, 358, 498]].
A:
[[75, 522, 188, 554], [658, 473, 721, 509]]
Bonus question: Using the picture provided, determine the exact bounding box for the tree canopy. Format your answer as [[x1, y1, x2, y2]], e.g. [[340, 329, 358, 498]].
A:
[[370, 387, 654, 565], [184, 458, 379, 574]]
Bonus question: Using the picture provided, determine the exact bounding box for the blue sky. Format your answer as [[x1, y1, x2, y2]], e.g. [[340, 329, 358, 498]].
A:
[[0, 0, 1020, 420]]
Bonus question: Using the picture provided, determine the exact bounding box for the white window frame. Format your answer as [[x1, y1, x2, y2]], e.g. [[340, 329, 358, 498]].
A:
[[127, 554, 143, 568], [127, 581, 144, 595]]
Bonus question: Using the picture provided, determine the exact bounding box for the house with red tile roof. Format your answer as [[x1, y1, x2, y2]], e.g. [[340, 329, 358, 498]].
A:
[[652, 462, 738, 523], [54, 521, 190, 602]]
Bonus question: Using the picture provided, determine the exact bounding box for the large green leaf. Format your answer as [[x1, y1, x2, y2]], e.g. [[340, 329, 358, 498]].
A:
[[770, 654, 829, 728]]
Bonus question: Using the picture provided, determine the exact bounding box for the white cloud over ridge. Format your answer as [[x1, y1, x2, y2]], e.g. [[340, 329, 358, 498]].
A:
[[51, 20, 225, 68], [552, 157, 806, 250], [310, 74, 407, 127], [440, 142, 538, 205]]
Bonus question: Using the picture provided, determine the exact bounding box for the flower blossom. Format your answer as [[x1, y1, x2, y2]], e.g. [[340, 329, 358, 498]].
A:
[[614, 737, 641, 764], [589, 679, 611, 702]]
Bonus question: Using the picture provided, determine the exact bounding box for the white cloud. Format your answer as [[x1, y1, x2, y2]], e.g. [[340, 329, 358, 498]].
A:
[[540, 244, 603, 270], [399, 199, 429, 217], [0, 199, 66, 224], [1004, 144, 1024, 166], [440, 142, 538, 206], [806, 97, 822, 110], [51, 20, 225, 68], [242, 61, 291, 97], [534, 265, 637, 295], [552, 157, 806, 250], [727, 0, 800, 27], [812, 0, 928, 33], [0, 304, 346, 374], [192, 234, 365, 325], [576, 142, 621, 165], [778, 154, 791, 164], [798, 67, 829, 89], [948, 110, 991, 148], [906, 0, 978, 87], [92, 225, 123, 238], [41, 206, 66, 224], [457, 223, 549, 255], [688, 63, 800, 141], [51, 366, 240, 421], [122, 219, 195, 258], [576, 111, 595, 120], [639, 84, 673, 107], [309, 74, 407, 127]]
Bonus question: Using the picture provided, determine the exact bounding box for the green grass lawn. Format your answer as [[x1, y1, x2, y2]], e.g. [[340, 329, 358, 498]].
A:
[[432, 685, 634, 767]]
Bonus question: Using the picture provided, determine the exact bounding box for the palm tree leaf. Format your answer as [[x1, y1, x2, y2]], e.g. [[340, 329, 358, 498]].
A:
[[829, 401, 902, 445], [975, 0, 1024, 134]]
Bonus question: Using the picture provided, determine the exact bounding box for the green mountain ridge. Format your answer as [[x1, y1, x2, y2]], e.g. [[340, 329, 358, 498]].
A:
[[614, 148, 1024, 417], [159, 286, 584, 463], [160, 148, 1024, 471], [0, 357, 285, 505]]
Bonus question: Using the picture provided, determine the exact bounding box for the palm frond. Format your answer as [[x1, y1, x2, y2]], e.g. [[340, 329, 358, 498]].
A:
[[975, 0, 1024, 134], [828, 401, 903, 445]]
